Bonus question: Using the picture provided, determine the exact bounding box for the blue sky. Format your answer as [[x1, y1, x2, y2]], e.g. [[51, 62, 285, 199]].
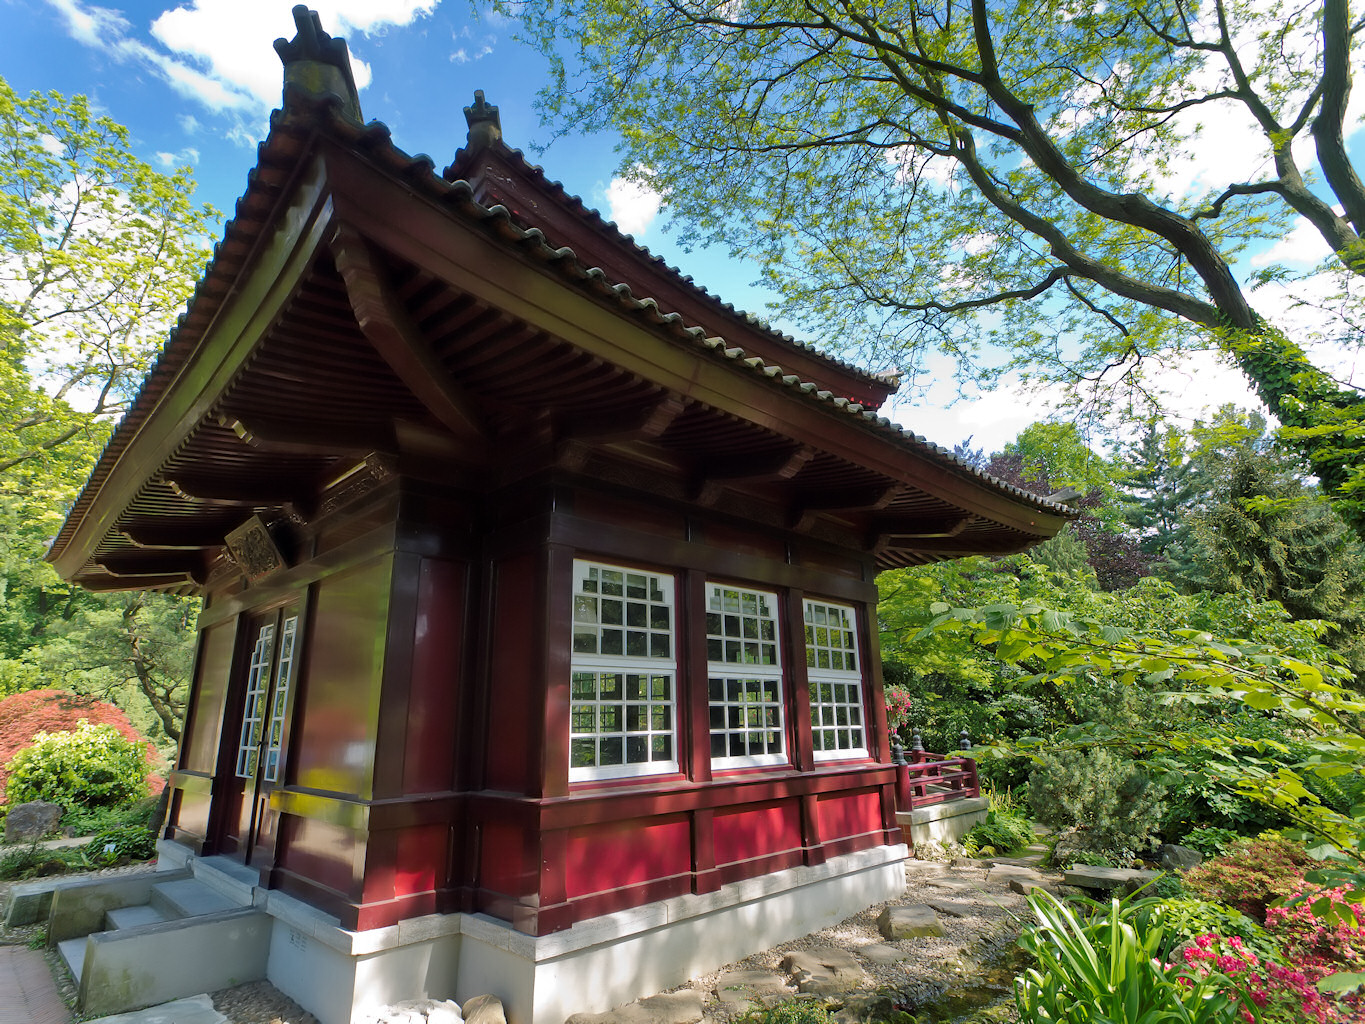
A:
[[2, 0, 1330, 455]]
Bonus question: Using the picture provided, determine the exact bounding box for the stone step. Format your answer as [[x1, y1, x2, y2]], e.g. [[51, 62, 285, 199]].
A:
[[149, 879, 236, 920], [105, 904, 169, 931], [1063, 865, 1159, 891], [58, 936, 87, 983]]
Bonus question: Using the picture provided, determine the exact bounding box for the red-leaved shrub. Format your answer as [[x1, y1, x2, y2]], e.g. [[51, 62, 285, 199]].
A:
[[0, 689, 163, 801]]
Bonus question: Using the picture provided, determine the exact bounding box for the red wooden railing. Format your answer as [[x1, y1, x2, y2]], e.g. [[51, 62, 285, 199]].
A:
[[891, 730, 981, 811]]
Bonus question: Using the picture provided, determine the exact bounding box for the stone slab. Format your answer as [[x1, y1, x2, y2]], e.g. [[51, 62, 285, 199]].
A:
[[85, 994, 226, 1024], [921, 877, 978, 892], [924, 898, 975, 918], [856, 943, 909, 965], [877, 905, 945, 940], [565, 990, 704, 1024], [1063, 866, 1159, 890], [713, 971, 793, 1004], [782, 947, 867, 994]]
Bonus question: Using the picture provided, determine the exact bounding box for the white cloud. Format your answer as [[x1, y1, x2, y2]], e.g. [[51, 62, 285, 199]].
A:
[[605, 169, 663, 237], [45, 0, 435, 122], [154, 146, 201, 168], [1252, 211, 1338, 268]]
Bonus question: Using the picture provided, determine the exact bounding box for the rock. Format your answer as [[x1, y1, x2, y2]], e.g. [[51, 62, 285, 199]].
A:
[[3, 800, 63, 843], [1063, 865, 1159, 891], [857, 943, 910, 964], [949, 857, 988, 869], [462, 996, 505, 1024], [1009, 877, 1059, 897], [427, 1002, 464, 1024], [713, 970, 793, 1005], [1158, 844, 1203, 872], [984, 865, 1043, 886], [565, 990, 704, 1024], [922, 877, 977, 892], [877, 905, 946, 940], [782, 947, 868, 994], [925, 897, 975, 918]]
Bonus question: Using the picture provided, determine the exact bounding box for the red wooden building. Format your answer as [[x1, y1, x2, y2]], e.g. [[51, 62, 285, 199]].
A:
[[48, 11, 1069, 1023]]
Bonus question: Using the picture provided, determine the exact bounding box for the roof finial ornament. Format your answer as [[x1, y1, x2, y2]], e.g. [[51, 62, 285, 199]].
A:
[[273, 6, 362, 122], [463, 90, 502, 152]]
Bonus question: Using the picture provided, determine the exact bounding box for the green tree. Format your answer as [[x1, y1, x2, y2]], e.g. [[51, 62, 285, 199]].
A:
[[1118, 419, 1198, 566], [509, 0, 1365, 533], [0, 77, 216, 477]]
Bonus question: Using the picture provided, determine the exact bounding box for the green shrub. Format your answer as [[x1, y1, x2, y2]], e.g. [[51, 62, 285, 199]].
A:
[[963, 808, 1035, 857], [735, 1001, 835, 1024], [4, 721, 149, 810], [1182, 835, 1313, 923], [1182, 825, 1241, 858], [62, 796, 157, 837], [1156, 898, 1282, 962], [0, 843, 87, 881], [1028, 747, 1165, 864], [85, 823, 157, 865], [1014, 891, 1250, 1024]]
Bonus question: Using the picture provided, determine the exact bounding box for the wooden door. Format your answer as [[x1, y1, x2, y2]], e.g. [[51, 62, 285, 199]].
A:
[[216, 605, 302, 866]]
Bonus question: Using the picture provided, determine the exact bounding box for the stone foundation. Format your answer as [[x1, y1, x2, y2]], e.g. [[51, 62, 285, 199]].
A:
[[896, 796, 989, 848]]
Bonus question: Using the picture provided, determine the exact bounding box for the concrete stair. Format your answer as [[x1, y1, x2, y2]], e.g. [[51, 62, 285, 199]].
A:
[[51, 867, 270, 1016]]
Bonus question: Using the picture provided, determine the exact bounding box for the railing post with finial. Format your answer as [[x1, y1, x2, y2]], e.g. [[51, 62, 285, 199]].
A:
[[890, 739, 911, 811], [959, 729, 980, 799]]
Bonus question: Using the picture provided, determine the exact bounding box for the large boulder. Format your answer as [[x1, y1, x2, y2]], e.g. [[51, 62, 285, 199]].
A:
[[3, 800, 63, 843], [1158, 844, 1204, 872], [461, 996, 505, 1024]]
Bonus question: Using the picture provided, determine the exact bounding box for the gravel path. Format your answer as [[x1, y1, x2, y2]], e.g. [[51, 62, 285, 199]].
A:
[[2, 858, 1040, 1024]]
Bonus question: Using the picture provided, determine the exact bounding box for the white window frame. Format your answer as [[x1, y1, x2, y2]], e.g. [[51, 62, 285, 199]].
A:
[[263, 614, 299, 783], [705, 582, 787, 769], [804, 599, 869, 761], [235, 622, 276, 779], [569, 560, 678, 782]]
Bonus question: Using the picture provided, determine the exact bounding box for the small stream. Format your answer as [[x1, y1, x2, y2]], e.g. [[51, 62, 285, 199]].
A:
[[887, 945, 1029, 1024]]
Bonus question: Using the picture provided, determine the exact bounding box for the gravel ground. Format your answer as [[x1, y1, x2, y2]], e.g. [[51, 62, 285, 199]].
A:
[[1, 859, 1038, 1024]]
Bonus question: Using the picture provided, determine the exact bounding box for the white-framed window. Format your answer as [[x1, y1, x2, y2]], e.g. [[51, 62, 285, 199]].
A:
[[235, 622, 276, 779], [706, 583, 786, 768], [570, 561, 678, 781], [804, 599, 868, 760], [263, 615, 299, 782]]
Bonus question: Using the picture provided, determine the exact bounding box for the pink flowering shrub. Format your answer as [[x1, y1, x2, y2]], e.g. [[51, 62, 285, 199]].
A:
[[1181, 886, 1365, 1024]]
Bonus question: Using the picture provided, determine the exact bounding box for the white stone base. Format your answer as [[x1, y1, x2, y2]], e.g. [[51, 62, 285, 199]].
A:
[[164, 841, 907, 1024], [897, 797, 989, 846]]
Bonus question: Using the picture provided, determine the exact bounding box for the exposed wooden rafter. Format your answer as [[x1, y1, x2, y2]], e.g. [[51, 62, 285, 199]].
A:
[[122, 522, 238, 550], [96, 550, 211, 585], [166, 474, 310, 507], [330, 223, 488, 444], [225, 414, 396, 457], [559, 394, 686, 444], [693, 445, 814, 506], [787, 483, 900, 531]]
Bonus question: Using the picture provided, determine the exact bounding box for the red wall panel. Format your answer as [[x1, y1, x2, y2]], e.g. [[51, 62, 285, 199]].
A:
[[563, 816, 691, 899], [484, 554, 537, 792], [182, 621, 236, 774], [713, 800, 802, 865], [405, 558, 465, 793], [291, 556, 393, 798], [278, 815, 358, 898], [816, 790, 882, 841]]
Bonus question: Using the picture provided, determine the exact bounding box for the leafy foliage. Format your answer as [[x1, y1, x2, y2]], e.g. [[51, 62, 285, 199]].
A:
[[963, 806, 1035, 857], [506, 0, 1365, 531], [4, 720, 150, 810], [1028, 747, 1167, 864], [1183, 837, 1318, 924], [0, 688, 156, 799], [1014, 891, 1248, 1024]]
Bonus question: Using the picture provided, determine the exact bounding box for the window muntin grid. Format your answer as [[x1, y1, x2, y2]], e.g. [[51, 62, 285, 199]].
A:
[[235, 622, 276, 779], [262, 615, 298, 783], [804, 600, 868, 760], [570, 561, 677, 780], [706, 584, 785, 768]]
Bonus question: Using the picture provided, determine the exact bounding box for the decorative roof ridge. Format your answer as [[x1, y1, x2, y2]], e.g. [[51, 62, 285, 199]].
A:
[[443, 137, 892, 393]]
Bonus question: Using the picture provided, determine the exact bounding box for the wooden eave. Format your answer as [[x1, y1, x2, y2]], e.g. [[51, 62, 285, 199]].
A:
[[47, 100, 1072, 591], [449, 143, 897, 411]]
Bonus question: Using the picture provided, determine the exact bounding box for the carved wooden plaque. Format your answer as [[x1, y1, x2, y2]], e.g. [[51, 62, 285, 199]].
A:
[[225, 515, 287, 583]]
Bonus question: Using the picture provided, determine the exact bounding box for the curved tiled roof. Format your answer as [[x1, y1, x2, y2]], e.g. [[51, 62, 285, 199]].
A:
[[49, 96, 1069, 570]]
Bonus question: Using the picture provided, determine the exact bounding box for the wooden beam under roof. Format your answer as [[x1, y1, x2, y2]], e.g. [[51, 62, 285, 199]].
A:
[[224, 414, 397, 456], [166, 473, 312, 506], [122, 522, 239, 549], [559, 394, 685, 444], [96, 550, 211, 585], [692, 445, 814, 507], [330, 223, 488, 444], [81, 573, 195, 592]]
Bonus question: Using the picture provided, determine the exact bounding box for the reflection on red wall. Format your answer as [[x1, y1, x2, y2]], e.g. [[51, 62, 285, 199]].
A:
[[404, 558, 465, 794], [292, 557, 392, 798]]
